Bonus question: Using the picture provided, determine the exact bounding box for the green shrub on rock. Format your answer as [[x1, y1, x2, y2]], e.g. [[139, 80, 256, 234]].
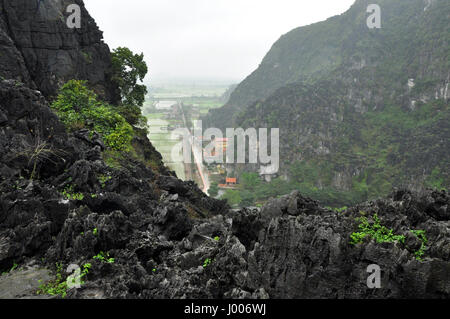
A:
[[51, 80, 133, 152]]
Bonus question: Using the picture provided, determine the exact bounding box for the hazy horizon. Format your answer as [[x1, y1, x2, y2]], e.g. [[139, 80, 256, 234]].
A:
[[84, 0, 355, 85]]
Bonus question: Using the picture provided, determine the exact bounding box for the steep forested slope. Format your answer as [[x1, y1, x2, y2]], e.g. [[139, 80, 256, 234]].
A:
[[206, 0, 449, 206], [206, 0, 449, 130]]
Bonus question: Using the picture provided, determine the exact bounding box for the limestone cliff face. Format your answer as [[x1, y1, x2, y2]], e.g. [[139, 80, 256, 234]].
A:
[[205, 0, 450, 131], [0, 0, 119, 103], [205, 0, 449, 206]]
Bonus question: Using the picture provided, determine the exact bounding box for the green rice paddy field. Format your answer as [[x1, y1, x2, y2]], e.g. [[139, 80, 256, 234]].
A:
[[144, 83, 234, 181]]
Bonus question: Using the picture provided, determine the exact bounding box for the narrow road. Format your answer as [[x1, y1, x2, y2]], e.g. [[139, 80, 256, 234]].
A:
[[179, 103, 210, 194]]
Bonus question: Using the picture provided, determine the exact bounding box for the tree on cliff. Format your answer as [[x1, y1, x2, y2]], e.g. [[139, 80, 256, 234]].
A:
[[111, 47, 148, 127]]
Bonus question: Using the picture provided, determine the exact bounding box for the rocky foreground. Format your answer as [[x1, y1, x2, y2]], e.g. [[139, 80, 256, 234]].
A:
[[0, 81, 448, 299]]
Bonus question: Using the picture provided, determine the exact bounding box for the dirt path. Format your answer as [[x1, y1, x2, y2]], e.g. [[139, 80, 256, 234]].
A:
[[0, 263, 52, 299]]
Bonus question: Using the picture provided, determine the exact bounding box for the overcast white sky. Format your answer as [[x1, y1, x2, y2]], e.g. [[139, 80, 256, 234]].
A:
[[84, 0, 355, 85]]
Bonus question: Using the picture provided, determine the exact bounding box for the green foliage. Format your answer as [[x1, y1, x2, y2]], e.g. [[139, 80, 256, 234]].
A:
[[350, 221, 429, 261], [10, 263, 18, 272], [111, 47, 148, 126], [51, 80, 96, 127], [208, 182, 219, 197], [82, 263, 92, 275], [117, 104, 148, 129], [225, 166, 367, 208], [335, 206, 348, 213], [62, 184, 84, 201], [203, 258, 212, 268], [240, 172, 261, 190], [1, 262, 18, 276], [349, 232, 368, 245], [36, 263, 90, 298], [240, 191, 255, 206], [102, 149, 124, 169], [425, 167, 446, 190], [91, 105, 134, 152], [222, 189, 242, 207], [350, 214, 405, 245], [326, 206, 348, 213], [37, 263, 67, 298], [93, 251, 115, 264], [51, 80, 134, 152], [411, 230, 428, 261], [225, 97, 448, 208], [98, 174, 112, 188]]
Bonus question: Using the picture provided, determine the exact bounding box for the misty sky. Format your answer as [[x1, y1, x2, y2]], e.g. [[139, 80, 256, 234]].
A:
[[84, 0, 355, 84]]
